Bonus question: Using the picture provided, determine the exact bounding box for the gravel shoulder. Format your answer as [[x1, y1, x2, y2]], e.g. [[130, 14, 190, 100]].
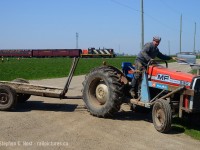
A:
[[0, 62, 200, 150]]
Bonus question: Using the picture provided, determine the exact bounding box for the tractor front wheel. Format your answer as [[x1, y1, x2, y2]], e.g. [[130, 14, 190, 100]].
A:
[[152, 99, 172, 133]]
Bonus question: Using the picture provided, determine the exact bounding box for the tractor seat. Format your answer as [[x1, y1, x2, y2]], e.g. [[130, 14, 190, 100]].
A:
[[121, 62, 135, 81]]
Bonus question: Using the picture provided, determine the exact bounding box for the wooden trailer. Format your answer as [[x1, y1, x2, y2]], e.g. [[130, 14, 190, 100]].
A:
[[0, 58, 82, 110]]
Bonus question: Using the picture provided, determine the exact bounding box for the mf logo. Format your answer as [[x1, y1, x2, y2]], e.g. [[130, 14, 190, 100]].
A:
[[156, 74, 170, 81]]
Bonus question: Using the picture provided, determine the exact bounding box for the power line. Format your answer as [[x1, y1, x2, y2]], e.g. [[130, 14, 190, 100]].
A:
[[159, 0, 199, 51], [159, 0, 199, 24], [110, 0, 178, 32], [110, 0, 200, 51], [158, 0, 181, 15], [143, 13, 178, 31], [110, 0, 140, 12]]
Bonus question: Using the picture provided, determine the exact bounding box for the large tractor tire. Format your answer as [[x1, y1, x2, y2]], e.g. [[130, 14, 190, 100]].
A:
[[12, 78, 31, 103], [82, 66, 127, 117], [0, 85, 17, 111], [152, 99, 172, 133]]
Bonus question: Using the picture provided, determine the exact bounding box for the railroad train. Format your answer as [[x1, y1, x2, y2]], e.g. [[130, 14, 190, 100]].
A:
[[0, 48, 115, 58]]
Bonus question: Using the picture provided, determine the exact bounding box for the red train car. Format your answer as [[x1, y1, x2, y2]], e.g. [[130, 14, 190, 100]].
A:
[[0, 50, 32, 57], [32, 49, 81, 57], [52, 49, 81, 57], [32, 50, 53, 57], [68, 49, 81, 57], [52, 49, 69, 57]]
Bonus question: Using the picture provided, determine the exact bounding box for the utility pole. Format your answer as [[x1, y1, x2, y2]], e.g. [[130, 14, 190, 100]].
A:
[[194, 22, 196, 53], [76, 32, 79, 49], [179, 14, 182, 53], [141, 0, 144, 49]]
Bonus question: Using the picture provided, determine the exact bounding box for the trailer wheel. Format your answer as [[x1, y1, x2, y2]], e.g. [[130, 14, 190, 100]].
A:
[[82, 66, 126, 117], [12, 78, 31, 103], [0, 85, 17, 111], [152, 99, 172, 133]]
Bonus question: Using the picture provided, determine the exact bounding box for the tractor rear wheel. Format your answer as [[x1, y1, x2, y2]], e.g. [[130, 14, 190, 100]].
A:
[[0, 85, 17, 111], [82, 66, 126, 117], [152, 99, 172, 133], [12, 78, 31, 103]]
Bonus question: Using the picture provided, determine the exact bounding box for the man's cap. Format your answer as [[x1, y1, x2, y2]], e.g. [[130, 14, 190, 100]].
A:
[[153, 36, 161, 42]]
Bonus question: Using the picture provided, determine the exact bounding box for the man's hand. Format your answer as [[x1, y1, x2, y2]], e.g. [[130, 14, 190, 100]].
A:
[[172, 57, 177, 60], [172, 57, 187, 63]]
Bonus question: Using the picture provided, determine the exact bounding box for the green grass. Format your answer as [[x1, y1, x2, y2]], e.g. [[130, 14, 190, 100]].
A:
[[0, 57, 200, 140], [0, 57, 135, 81], [173, 117, 200, 140]]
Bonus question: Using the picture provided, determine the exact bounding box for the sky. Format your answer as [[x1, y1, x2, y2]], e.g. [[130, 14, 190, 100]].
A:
[[0, 0, 200, 55]]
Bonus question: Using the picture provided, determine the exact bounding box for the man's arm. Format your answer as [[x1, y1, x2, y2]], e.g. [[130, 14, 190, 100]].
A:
[[157, 51, 172, 60]]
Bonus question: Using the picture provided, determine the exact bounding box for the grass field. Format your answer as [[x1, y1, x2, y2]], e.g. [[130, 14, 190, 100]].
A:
[[0, 57, 135, 81], [173, 117, 200, 140], [0, 57, 199, 139]]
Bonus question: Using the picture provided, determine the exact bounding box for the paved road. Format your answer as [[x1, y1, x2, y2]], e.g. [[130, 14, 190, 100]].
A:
[[0, 62, 200, 150]]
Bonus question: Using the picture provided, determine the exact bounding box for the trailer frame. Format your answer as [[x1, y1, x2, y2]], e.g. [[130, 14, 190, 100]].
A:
[[0, 57, 82, 110]]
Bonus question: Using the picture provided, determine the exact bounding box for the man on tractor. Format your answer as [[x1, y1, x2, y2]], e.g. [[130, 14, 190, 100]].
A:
[[130, 36, 177, 98]]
